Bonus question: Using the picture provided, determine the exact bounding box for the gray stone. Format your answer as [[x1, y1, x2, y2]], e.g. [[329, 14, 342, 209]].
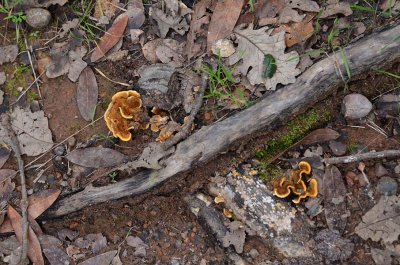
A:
[[26, 8, 51, 29], [342, 93, 372, 119], [170, 259, 180, 265], [395, 164, 400, 174], [376, 176, 398, 196], [68, 136, 77, 147], [53, 145, 66, 156], [329, 140, 347, 156], [249, 248, 259, 259], [375, 163, 389, 177]]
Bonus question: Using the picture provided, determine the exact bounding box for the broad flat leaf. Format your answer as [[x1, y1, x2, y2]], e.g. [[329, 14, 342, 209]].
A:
[[66, 147, 128, 168], [186, 0, 211, 59], [320, 1, 352, 18], [126, 0, 145, 29], [8, 205, 45, 265], [149, 0, 192, 38], [0, 146, 11, 168], [68, 46, 88, 82], [229, 24, 300, 90], [77, 67, 98, 121], [278, 0, 319, 23], [300, 128, 340, 145], [207, 0, 243, 51], [281, 14, 314, 48], [28, 189, 61, 219], [0, 45, 18, 65], [0, 107, 54, 156], [355, 195, 400, 244], [142, 39, 185, 67], [90, 15, 128, 62], [78, 250, 118, 265], [0, 189, 60, 233], [323, 165, 347, 234], [94, 0, 119, 19], [39, 235, 72, 265]]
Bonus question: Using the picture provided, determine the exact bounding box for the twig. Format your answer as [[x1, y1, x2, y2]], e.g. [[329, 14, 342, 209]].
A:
[[0, 114, 29, 264], [24, 38, 42, 99], [11, 72, 45, 105], [94, 67, 130, 87], [323, 150, 400, 164]]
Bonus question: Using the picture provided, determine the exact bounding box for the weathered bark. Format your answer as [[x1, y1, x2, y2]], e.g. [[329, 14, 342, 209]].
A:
[[208, 176, 318, 259], [44, 24, 400, 219]]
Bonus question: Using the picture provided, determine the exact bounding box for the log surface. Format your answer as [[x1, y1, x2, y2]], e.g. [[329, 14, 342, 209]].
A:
[[44, 24, 400, 219]]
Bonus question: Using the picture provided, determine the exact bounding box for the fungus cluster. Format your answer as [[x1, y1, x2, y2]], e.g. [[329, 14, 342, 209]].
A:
[[273, 161, 318, 203], [104, 90, 146, 141]]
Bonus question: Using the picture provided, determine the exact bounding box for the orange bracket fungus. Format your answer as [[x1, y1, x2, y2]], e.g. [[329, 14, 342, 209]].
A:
[[272, 161, 319, 203], [104, 90, 144, 141]]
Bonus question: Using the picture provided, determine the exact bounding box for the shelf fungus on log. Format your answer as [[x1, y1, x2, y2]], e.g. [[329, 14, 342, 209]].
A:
[[104, 90, 147, 141], [273, 161, 319, 203]]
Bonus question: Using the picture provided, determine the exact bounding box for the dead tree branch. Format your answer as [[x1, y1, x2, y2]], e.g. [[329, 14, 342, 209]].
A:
[[323, 150, 400, 165]]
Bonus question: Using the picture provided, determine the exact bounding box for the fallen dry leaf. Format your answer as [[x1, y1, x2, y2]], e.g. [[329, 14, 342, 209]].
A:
[[222, 221, 246, 253], [258, 0, 319, 23], [229, 24, 300, 90], [27, 189, 61, 219], [0, 147, 11, 168], [66, 147, 128, 168], [78, 250, 118, 265], [0, 45, 18, 65], [8, 205, 44, 265], [126, 0, 146, 30], [149, 0, 192, 38], [300, 128, 340, 145], [186, 0, 211, 59], [0, 169, 15, 225], [77, 67, 98, 121], [207, 0, 243, 52], [90, 15, 128, 62], [94, 0, 119, 20], [39, 235, 71, 265], [0, 107, 54, 156], [281, 15, 315, 48], [68, 46, 88, 82], [355, 195, 400, 244], [142, 39, 185, 67], [323, 165, 348, 234], [320, 1, 353, 18]]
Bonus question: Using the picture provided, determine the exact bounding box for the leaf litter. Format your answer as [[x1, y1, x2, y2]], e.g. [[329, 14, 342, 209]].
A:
[[77, 67, 98, 121]]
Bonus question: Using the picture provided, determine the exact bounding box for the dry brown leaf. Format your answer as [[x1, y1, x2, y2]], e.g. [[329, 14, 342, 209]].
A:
[[186, 0, 212, 59], [142, 39, 185, 67], [90, 15, 128, 62], [94, 0, 119, 19], [0, 147, 11, 169], [320, 1, 353, 18], [27, 189, 61, 219], [207, 0, 243, 52], [77, 67, 98, 121], [323, 165, 348, 234], [8, 205, 44, 265], [299, 128, 340, 145], [66, 147, 128, 168], [281, 15, 314, 48]]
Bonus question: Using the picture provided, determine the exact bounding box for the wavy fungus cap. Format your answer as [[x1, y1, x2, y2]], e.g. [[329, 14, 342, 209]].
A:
[[104, 90, 142, 141]]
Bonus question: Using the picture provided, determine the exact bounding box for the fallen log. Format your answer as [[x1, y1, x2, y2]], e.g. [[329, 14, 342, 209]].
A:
[[44, 24, 400, 220]]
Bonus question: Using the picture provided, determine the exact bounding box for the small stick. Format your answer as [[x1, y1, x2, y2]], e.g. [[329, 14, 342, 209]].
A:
[[323, 150, 400, 164], [0, 114, 29, 264], [24, 38, 42, 99]]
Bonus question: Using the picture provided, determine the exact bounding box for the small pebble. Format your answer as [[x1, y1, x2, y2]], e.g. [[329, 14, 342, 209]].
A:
[[376, 176, 398, 196], [53, 145, 66, 156], [170, 259, 180, 265], [26, 8, 51, 29], [30, 100, 41, 112], [68, 136, 76, 147], [249, 248, 259, 259], [329, 141, 347, 156], [395, 164, 400, 174], [27, 189, 34, 195], [375, 163, 389, 177], [342, 93, 372, 119]]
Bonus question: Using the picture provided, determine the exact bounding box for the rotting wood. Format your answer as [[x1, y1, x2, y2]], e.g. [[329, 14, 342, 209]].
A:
[[208, 175, 319, 260], [44, 24, 400, 221]]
